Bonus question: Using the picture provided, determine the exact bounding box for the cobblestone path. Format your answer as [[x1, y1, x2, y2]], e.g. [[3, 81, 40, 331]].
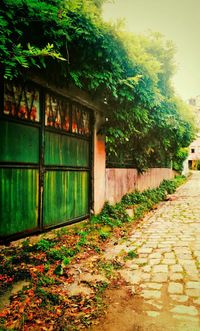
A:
[[95, 172, 200, 331]]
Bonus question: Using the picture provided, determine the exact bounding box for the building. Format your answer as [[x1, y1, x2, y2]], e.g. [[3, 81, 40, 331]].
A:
[[187, 96, 200, 169]]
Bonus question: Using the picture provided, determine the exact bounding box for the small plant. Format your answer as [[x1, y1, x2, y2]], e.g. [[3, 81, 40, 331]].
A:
[[124, 250, 138, 260], [37, 275, 56, 286], [55, 227, 68, 238], [98, 230, 111, 241], [98, 261, 115, 278], [53, 263, 63, 276], [62, 257, 71, 266], [47, 247, 77, 261], [36, 239, 55, 252]]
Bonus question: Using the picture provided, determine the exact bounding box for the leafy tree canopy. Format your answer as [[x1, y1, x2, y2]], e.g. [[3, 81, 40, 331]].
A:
[[0, 0, 196, 171]]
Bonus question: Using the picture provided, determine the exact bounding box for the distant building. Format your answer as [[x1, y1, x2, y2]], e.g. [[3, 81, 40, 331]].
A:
[[188, 136, 200, 169], [188, 95, 200, 170]]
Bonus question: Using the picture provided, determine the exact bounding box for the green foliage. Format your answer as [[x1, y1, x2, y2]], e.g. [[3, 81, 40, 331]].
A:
[[47, 247, 78, 261], [124, 250, 138, 260], [53, 263, 63, 276], [37, 275, 56, 286], [36, 239, 56, 252], [91, 202, 130, 228], [172, 148, 188, 172], [98, 230, 111, 241], [0, 0, 195, 170], [197, 161, 200, 171], [98, 261, 114, 278]]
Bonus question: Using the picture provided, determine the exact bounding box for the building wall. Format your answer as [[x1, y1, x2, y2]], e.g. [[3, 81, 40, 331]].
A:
[[188, 136, 200, 169], [93, 111, 106, 214], [105, 168, 175, 205]]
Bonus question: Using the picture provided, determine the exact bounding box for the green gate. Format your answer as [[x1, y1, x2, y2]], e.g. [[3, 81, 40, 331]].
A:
[[0, 81, 92, 240]]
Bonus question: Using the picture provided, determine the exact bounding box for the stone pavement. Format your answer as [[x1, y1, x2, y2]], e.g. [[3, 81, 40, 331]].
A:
[[102, 172, 200, 331]]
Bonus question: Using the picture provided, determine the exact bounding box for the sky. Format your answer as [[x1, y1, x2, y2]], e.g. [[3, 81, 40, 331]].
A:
[[103, 0, 200, 101]]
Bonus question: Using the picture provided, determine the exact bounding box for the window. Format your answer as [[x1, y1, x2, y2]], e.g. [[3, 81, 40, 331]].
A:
[[45, 92, 90, 136], [3, 81, 40, 122], [191, 148, 195, 153], [45, 93, 70, 131]]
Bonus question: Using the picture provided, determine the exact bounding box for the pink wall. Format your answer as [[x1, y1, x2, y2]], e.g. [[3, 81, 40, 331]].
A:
[[92, 116, 175, 212], [105, 168, 174, 205], [93, 133, 106, 213]]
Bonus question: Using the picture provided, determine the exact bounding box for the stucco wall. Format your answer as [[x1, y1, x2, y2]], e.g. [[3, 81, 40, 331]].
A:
[[93, 109, 106, 214], [105, 168, 175, 205]]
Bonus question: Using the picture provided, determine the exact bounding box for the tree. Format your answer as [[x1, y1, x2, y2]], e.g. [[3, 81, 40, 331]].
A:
[[0, 0, 195, 171]]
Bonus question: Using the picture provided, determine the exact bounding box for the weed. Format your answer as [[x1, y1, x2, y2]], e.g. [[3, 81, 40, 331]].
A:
[[63, 257, 71, 266], [37, 275, 56, 286], [47, 247, 77, 261], [44, 262, 51, 272], [98, 261, 115, 278], [55, 227, 68, 238], [98, 230, 111, 241], [126, 250, 138, 260], [21, 239, 35, 252], [36, 239, 56, 252]]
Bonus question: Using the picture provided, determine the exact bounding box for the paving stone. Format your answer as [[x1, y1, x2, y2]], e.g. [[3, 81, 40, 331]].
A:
[[144, 243, 157, 248], [178, 259, 196, 266], [152, 264, 168, 273], [158, 244, 172, 249], [151, 273, 168, 283], [149, 259, 161, 265], [170, 295, 188, 302], [158, 247, 171, 253], [141, 265, 151, 273], [170, 305, 198, 316], [141, 290, 161, 299], [193, 298, 200, 305], [119, 270, 142, 284], [186, 281, 200, 289], [183, 266, 199, 279], [141, 273, 151, 281], [146, 300, 162, 310], [170, 264, 183, 273], [137, 247, 153, 254], [168, 282, 183, 294], [176, 252, 192, 257], [169, 273, 183, 281], [138, 253, 148, 258], [173, 314, 199, 322], [186, 289, 200, 297], [146, 311, 160, 317], [135, 258, 148, 265], [129, 264, 139, 270], [164, 253, 175, 259], [162, 259, 176, 265], [141, 282, 162, 290], [149, 253, 162, 259]]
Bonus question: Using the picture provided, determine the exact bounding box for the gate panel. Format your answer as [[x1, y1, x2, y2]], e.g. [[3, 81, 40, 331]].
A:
[[43, 170, 89, 227], [44, 131, 89, 167], [0, 121, 39, 163], [0, 168, 39, 237], [1, 81, 92, 239]]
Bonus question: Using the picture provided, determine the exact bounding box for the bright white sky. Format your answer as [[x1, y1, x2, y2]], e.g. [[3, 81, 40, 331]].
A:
[[103, 0, 200, 101]]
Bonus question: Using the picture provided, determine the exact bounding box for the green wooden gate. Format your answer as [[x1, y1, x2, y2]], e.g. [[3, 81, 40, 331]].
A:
[[0, 81, 92, 240]]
